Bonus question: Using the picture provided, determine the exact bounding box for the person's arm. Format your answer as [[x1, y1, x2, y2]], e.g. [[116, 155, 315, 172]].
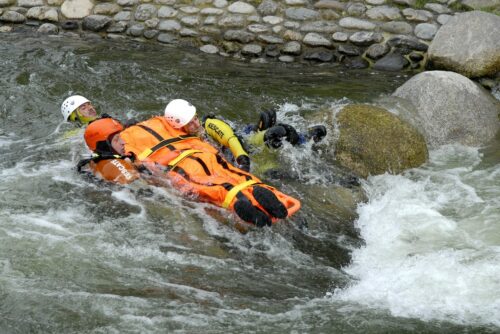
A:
[[203, 117, 251, 171]]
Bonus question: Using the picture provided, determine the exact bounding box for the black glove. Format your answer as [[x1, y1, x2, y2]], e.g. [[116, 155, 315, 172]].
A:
[[236, 155, 250, 172], [307, 125, 327, 143], [277, 123, 299, 146], [263, 125, 287, 148]]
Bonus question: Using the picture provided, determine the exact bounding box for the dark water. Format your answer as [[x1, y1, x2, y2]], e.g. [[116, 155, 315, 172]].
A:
[[0, 33, 498, 333]]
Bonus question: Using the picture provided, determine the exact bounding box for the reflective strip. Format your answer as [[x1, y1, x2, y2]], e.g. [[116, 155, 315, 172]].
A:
[[168, 150, 202, 169], [222, 179, 258, 209], [137, 148, 153, 160]]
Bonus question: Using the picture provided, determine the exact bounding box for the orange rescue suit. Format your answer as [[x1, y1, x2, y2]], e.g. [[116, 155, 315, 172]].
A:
[[119, 116, 300, 219], [88, 158, 140, 184]]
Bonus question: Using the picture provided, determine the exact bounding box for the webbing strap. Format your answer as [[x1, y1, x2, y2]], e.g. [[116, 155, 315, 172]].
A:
[[137, 134, 196, 160], [168, 150, 202, 169], [222, 179, 258, 209]]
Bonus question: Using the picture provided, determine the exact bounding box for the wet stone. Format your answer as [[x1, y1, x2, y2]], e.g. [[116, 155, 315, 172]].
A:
[[349, 31, 383, 46], [200, 8, 224, 15], [342, 56, 370, 69], [402, 8, 433, 22], [158, 6, 177, 18], [117, 0, 138, 5], [265, 44, 280, 57], [285, 7, 320, 20], [258, 34, 284, 44], [285, 0, 308, 5], [1, 10, 26, 22], [61, 20, 79, 30], [157, 32, 177, 43], [346, 3, 366, 17], [179, 6, 199, 14], [414, 23, 438, 40], [366, 42, 390, 59], [332, 31, 349, 42], [180, 28, 198, 36], [0, 0, 15, 7], [107, 21, 127, 33], [437, 14, 451, 25], [181, 16, 200, 26], [263, 15, 283, 25], [248, 23, 269, 33], [303, 32, 331, 47], [258, 0, 278, 16], [373, 52, 410, 71], [314, 0, 345, 10], [303, 48, 334, 62], [143, 29, 158, 39], [127, 23, 145, 37], [338, 43, 361, 56], [339, 17, 376, 30], [409, 51, 424, 61], [366, 6, 401, 21], [242, 43, 262, 56], [381, 21, 412, 34], [300, 21, 338, 33], [82, 15, 112, 31], [213, 0, 228, 8], [200, 44, 219, 54], [114, 11, 131, 21], [283, 29, 302, 41], [218, 15, 246, 28], [18, 0, 44, 8], [393, 0, 416, 5], [279, 55, 294, 62], [387, 35, 428, 51], [37, 22, 58, 33], [145, 18, 159, 28], [94, 3, 121, 15], [224, 29, 255, 43], [228, 1, 256, 14], [282, 40, 301, 54], [424, 3, 451, 14], [158, 20, 181, 31], [135, 4, 157, 21]]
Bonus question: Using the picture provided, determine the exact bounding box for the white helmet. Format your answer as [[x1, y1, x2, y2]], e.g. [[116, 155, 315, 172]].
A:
[[164, 99, 196, 129], [61, 95, 90, 121]]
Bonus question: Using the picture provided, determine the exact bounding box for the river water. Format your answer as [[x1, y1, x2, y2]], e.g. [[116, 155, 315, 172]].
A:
[[0, 34, 498, 333]]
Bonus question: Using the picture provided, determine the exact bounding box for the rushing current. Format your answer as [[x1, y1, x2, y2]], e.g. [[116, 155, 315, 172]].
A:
[[0, 34, 499, 333]]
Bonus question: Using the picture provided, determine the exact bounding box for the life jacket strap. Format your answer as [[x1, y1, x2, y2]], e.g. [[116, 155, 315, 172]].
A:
[[137, 135, 197, 160], [222, 179, 259, 209], [168, 149, 202, 169]]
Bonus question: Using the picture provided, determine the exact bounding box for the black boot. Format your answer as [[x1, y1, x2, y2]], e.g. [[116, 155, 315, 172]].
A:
[[307, 125, 327, 143], [234, 199, 272, 227], [254, 109, 277, 131], [252, 186, 288, 219]]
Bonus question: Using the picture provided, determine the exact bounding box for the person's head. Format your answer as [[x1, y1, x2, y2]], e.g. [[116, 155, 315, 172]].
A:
[[164, 99, 201, 134], [84, 118, 124, 155], [61, 95, 98, 125]]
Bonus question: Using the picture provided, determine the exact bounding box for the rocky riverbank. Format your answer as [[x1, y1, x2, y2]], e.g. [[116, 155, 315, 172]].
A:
[[0, 0, 498, 69]]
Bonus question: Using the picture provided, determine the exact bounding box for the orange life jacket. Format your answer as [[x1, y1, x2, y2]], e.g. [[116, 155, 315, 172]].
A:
[[88, 158, 140, 184], [119, 116, 300, 221]]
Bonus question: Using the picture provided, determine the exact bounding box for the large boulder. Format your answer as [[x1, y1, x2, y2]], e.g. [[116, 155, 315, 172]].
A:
[[428, 11, 500, 78], [393, 71, 500, 148], [335, 104, 428, 178]]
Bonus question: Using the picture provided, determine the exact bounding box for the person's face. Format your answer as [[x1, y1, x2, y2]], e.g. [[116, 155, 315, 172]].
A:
[[78, 102, 97, 117], [110, 134, 125, 155], [184, 115, 201, 135]]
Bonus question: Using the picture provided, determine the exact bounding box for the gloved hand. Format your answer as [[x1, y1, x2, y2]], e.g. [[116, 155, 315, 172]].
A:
[[254, 109, 277, 131], [236, 155, 250, 172], [277, 123, 300, 146], [307, 125, 327, 143], [263, 125, 287, 148]]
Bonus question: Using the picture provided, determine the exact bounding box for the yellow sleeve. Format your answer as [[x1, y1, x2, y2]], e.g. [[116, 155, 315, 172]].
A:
[[204, 118, 248, 158]]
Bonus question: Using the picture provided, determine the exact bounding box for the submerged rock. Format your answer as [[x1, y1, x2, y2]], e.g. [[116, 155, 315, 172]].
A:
[[393, 71, 500, 148], [335, 104, 428, 178], [428, 11, 500, 78]]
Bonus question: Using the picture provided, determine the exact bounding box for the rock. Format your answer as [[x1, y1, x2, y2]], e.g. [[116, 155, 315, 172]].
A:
[[365, 6, 401, 21], [158, 6, 177, 18], [241, 43, 262, 56], [342, 56, 370, 69], [145, 18, 159, 29], [224, 29, 255, 43], [339, 17, 376, 30], [424, 3, 451, 14], [462, 0, 500, 9], [387, 35, 428, 51], [392, 71, 500, 148], [143, 29, 158, 39], [338, 44, 361, 56], [366, 43, 390, 59], [366, 0, 386, 4], [437, 14, 451, 25], [113, 11, 131, 21], [37, 22, 58, 33], [181, 16, 200, 26], [82, 15, 112, 31], [179, 28, 197, 36], [200, 8, 224, 15], [0, 0, 15, 7], [179, 6, 199, 14], [258, 34, 284, 44], [428, 11, 500, 78], [117, 0, 137, 5], [213, 0, 228, 8], [314, 0, 345, 10], [218, 15, 246, 28], [228, 1, 256, 14], [107, 21, 126, 33], [409, 51, 424, 61], [402, 8, 433, 22], [373, 52, 410, 71], [381, 21, 412, 34], [158, 20, 181, 31], [258, 0, 278, 16], [94, 3, 120, 15], [282, 41, 301, 55], [262, 15, 283, 25], [0, 10, 26, 23], [283, 29, 302, 41], [346, 3, 366, 16], [18, 0, 43, 7], [61, 20, 78, 30], [200, 44, 219, 54], [135, 4, 157, 21], [303, 32, 331, 47], [332, 32, 348, 42], [0, 25, 12, 32], [300, 21, 338, 33], [285, 7, 319, 20], [303, 48, 334, 62], [27, 6, 59, 22], [157, 32, 177, 43], [414, 23, 438, 40], [335, 104, 428, 178], [127, 24, 145, 37], [248, 24, 269, 33], [279, 55, 294, 62], [349, 31, 383, 46], [265, 44, 280, 57], [393, 0, 416, 5], [61, 0, 93, 19]]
